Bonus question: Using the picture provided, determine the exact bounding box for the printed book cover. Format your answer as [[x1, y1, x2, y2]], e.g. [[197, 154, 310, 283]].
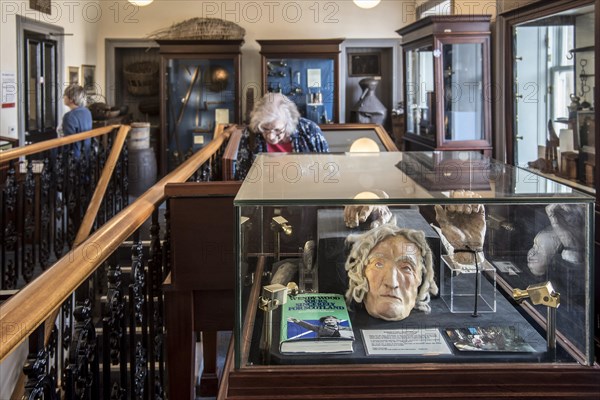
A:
[[280, 293, 354, 354], [444, 326, 536, 352]]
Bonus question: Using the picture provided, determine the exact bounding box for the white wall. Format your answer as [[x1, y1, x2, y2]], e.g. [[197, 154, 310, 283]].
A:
[[414, 0, 497, 18], [95, 0, 418, 116], [454, 0, 496, 17], [0, 0, 101, 140], [1, 0, 418, 139]]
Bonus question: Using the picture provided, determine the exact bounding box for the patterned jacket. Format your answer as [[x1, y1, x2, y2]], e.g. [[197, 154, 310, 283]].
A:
[[235, 117, 329, 180]]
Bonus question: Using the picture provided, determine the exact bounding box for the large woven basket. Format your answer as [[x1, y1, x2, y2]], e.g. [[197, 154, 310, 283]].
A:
[[124, 61, 159, 96], [148, 17, 245, 40]]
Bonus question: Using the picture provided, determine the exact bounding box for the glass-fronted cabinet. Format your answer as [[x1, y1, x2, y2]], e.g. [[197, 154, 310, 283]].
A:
[[397, 16, 492, 155], [505, 1, 595, 192], [257, 39, 343, 124], [158, 39, 242, 174], [222, 152, 599, 398]]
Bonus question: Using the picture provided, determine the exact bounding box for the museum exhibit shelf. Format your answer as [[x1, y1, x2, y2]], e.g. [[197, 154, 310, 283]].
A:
[[217, 151, 599, 399], [158, 39, 243, 174], [257, 39, 343, 124]]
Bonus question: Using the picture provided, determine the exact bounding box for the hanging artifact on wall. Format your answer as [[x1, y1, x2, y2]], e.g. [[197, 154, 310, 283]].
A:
[[351, 77, 387, 126]]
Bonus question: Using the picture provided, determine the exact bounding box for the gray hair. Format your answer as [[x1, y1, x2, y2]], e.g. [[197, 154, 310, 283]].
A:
[[249, 92, 300, 135], [63, 84, 87, 107], [345, 223, 438, 314]]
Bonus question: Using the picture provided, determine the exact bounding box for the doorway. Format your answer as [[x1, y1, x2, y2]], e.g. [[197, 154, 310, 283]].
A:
[[16, 16, 64, 145], [341, 39, 402, 134]]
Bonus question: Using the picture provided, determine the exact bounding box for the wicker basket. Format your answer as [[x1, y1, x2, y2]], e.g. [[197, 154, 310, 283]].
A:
[[148, 17, 245, 40], [124, 61, 159, 96]]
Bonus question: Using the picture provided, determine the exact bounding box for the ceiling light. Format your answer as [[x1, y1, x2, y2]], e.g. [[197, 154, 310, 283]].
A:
[[129, 0, 153, 6], [353, 0, 381, 9]]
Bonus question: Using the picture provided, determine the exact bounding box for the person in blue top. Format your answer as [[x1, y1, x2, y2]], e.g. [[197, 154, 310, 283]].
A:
[[235, 92, 329, 180], [62, 84, 92, 158]]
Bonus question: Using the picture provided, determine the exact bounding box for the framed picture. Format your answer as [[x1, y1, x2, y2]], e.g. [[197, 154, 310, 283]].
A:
[[576, 110, 595, 154], [348, 53, 381, 77], [80, 64, 96, 95], [67, 66, 79, 85], [29, 0, 51, 14]]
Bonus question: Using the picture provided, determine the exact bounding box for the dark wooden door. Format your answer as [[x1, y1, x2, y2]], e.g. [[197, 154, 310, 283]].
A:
[[24, 31, 59, 144]]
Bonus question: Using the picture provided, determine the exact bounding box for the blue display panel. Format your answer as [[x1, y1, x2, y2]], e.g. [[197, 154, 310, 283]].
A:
[[265, 58, 335, 124], [166, 58, 236, 169]]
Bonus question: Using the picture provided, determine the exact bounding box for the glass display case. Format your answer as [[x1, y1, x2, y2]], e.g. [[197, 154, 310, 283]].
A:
[[257, 39, 343, 124], [503, 1, 596, 191], [397, 16, 492, 155], [226, 151, 598, 398], [158, 39, 242, 173]]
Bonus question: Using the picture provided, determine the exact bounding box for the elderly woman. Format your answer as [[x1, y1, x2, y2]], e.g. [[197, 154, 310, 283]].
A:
[[345, 224, 438, 321], [235, 92, 329, 180], [62, 83, 92, 158]]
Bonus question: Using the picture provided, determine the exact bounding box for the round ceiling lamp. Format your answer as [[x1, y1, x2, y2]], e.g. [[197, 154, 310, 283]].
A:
[[353, 0, 381, 9], [129, 0, 153, 6]]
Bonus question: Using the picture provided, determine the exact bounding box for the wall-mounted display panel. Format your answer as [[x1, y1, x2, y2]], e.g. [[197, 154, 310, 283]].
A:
[[258, 39, 343, 125]]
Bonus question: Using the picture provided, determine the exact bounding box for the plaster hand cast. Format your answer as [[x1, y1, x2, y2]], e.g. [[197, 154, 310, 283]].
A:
[[434, 190, 486, 265], [344, 190, 394, 229], [545, 203, 585, 264]]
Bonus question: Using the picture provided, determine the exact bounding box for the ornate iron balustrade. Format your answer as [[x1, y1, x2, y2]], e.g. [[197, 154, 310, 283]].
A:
[[0, 124, 237, 399], [1, 126, 128, 290]]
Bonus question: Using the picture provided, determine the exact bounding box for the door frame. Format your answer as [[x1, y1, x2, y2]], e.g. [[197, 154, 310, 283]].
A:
[[496, 0, 594, 165], [513, 25, 548, 167], [16, 15, 64, 145]]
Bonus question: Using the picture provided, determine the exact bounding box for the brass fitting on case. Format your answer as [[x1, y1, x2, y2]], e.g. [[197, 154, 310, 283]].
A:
[[271, 216, 293, 236], [512, 281, 560, 308]]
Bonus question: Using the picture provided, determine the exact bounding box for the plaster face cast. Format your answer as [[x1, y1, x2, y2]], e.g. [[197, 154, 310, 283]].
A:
[[345, 224, 438, 322], [364, 236, 423, 321]]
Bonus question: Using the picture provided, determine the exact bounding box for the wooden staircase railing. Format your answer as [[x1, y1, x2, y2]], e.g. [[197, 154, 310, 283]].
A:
[[0, 123, 237, 399]]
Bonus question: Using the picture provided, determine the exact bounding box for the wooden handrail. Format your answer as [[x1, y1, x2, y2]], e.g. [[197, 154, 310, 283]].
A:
[[0, 125, 118, 163], [73, 125, 130, 246], [0, 124, 235, 362]]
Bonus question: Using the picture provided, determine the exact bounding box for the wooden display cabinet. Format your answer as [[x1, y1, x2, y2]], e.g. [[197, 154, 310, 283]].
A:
[[257, 39, 344, 124], [397, 16, 492, 155], [157, 39, 243, 175]]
